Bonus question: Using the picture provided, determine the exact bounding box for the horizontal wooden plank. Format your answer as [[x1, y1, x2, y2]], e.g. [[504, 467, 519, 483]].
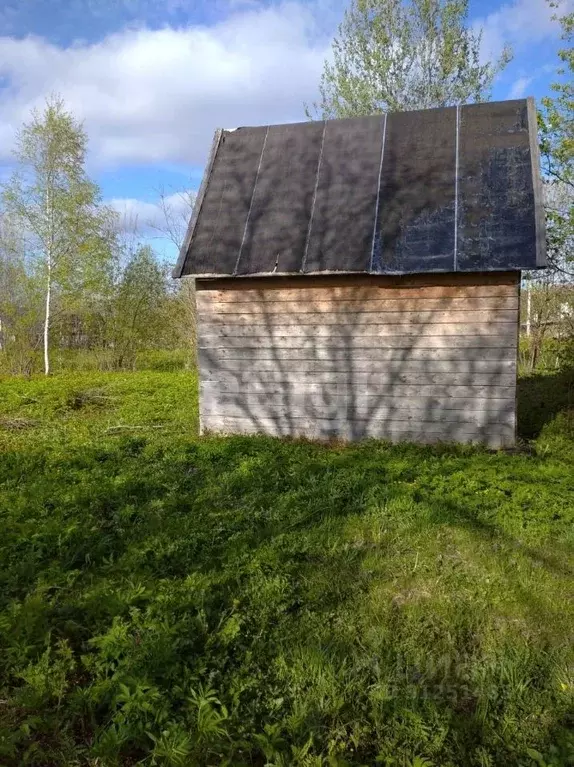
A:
[[198, 334, 516, 349], [200, 396, 515, 427], [198, 346, 517, 362], [198, 296, 519, 314], [200, 380, 515, 399], [199, 310, 518, 326], [201, 369, 516, 387], [196, 271, 519, 293], [199, 352, 516, 375], [197, 285, 518, 305], [200, 391, 515, 413], [199, 324, 517, 339], [200, 414, 515, 448], [197, 269, 518, 448]]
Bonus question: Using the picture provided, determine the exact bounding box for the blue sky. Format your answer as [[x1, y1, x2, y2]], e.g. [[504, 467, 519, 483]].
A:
[[0, 0, 571, 262]]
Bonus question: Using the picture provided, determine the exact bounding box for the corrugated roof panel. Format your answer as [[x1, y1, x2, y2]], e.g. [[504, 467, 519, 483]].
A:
[[303, 115, 384, 273], [181, 126, 268, 276], [374, 106, 457, 273], [236, 121, 325, 275], [456, 100, 538, 271]]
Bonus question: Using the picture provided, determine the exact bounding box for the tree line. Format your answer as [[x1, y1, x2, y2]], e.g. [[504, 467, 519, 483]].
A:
[[0, 0, 572, 376]]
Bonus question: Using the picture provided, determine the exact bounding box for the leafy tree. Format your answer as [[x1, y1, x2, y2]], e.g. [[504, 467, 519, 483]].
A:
[[523, 4, 574, 370], [307, 0, 512, 119], [111, 244, 173, 369], [539, 5, 573, 276], [2, 95, 115, 374], [0, 213, 43, 373]]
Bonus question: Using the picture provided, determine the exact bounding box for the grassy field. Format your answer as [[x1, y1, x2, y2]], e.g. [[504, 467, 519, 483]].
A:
[[0, 370, 573, 767]]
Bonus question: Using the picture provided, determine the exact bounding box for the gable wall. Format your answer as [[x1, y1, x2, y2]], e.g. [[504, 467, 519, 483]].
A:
[[195, 272, 520, 448]]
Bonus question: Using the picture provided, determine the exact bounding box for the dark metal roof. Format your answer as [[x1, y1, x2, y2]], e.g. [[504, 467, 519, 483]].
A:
[[174, 98, 546, 279]]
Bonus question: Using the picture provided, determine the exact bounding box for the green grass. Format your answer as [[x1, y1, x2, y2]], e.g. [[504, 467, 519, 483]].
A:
[[0, 369, 573, 766]]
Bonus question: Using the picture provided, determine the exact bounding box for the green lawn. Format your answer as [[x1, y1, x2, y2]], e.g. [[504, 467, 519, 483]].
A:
[[0, 370, 573, 767]]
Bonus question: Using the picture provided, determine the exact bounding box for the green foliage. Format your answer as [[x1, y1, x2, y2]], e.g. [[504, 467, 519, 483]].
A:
[[307, 0, 511, 119], [110, 244, 176, 370], [0, 370, 573, 765], [519, 334, 574, 377], [0, 232, 43, 375], [539, 6, 573, 275], [540, 7, 573, 188]]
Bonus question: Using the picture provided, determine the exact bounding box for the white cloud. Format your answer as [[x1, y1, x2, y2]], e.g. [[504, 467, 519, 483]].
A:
[[8, 0, 564, 173], [108, 198, 165, 230], [0, 1, 332, 167], [476, 0, 571, 62], [108, 191, 195, 233], [507, 75, 533, 99]]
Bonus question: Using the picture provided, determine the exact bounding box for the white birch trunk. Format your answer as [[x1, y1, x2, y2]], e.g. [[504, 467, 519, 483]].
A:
[[44, 185, 52, 376], [44, 259, 51, 375]]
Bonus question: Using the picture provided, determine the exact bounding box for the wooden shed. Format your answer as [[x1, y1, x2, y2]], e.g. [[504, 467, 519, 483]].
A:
[[174, 98, 546, 448]]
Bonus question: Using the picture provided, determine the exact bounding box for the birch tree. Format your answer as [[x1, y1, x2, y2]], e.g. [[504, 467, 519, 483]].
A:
[[2, 96, 114, 374], [307, 0, 512, 119]]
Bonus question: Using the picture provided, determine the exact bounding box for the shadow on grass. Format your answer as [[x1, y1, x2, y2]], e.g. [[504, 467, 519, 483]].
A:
[[517, 366, 574, 440]]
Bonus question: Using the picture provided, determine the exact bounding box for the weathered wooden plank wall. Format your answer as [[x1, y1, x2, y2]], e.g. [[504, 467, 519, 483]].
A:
[[196, 272, 520, 447]]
